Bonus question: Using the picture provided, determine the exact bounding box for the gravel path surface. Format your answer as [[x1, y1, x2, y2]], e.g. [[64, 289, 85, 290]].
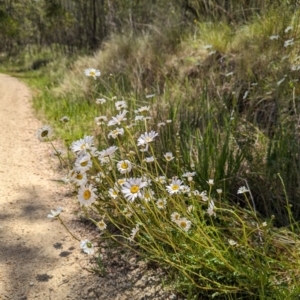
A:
[[0, 74, 178, 300]]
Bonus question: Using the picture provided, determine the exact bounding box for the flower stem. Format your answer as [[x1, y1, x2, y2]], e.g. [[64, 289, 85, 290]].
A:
[[58, 216, 80, 241]]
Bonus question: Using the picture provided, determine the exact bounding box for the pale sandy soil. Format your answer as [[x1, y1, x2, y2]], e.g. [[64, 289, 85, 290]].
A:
[[0, 74, 178, 300]]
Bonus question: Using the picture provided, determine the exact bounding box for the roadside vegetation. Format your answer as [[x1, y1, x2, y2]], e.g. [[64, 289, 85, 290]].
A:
[[3, 1, 300, 299]]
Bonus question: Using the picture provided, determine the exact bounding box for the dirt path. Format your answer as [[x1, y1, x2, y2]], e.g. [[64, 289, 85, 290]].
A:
[[0, 74, 175, 300], [0, 73, 87, 299]]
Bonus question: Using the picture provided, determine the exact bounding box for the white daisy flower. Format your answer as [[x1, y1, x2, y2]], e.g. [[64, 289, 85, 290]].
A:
[[137, 130, 159, 146], [117, 160, 132, 174], [155, 176, 166, 184], [69, 169, 88, 187], [284, 25, 293, 33], [164, 152, 174, 162], [123, 206, 133, 218], [182, 171, 196, 178], [171, 212, 181, 223], [84, 68, 101, 79], [108, 187, 119, 199], [71, 135, 94, 155], [135, 106, 150, 117], [176, 217, 192, 232], [200, 191, 209, 201], [187, 205, 193, 213], [95, 98, 106, 104], [207, 179, 214, 186], [95, 116, 107, 125], [75, 153, 92, 173], [108, 127, 124, 139], [108, 110, 128, 126], [97, 220, 107, 231], [37, 125, 53, 141], [228, 239, 238, 246], [166, 119, 172, 123], [157, 122, 166, 127], [269, 35, 279, 40], [181, 185, 191, 194], [142, 189, 155, 202], [207, 200, 216, 217], [127, 150, 136, 156], [93, 172, 105, 183], [237, 186, 249, 194], [121, 178, 148, 202], [166, 178, 183, 195], [80, 240, 95, 255], [144, 156, 155, 163], [146, 93, 155, 98], [128, 224, 140, 242], [98, 146, 118, 159], [78, 184, 97, 206], [115, 100, 127, 110], [135, 115, 144, 122], [60, 116, 69, 123], [156, 198, 167, 209], [217, 189, 223, 194], [117, 178, 127, 186], [192, 190, 200, 196], [284, 38, 294, 47], [47, 207, 63, 219], [141, 175, 152, 186], [99, 156, 110, 165]]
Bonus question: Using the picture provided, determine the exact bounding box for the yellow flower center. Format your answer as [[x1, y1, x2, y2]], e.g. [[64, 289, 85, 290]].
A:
[[90, 71, 95, 76], [98, 221, 105, 229], [130, 185, 139, 194], [41, 130, 48, 137], [179, 221, 187, 228], [121, 162, 128, 169], [76, 173, 83, 180], [80, 161, 88, 167], [172, 184, 179, 191], [83, 190, 91, 200]]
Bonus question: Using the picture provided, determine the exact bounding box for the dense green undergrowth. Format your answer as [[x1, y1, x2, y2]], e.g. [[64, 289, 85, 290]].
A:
[[4, 3, 300, 299]]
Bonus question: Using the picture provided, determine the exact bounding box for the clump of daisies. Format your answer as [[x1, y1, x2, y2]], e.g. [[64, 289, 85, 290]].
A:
[[39, 70, 226, 249], [38, 68, 300, 298]]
